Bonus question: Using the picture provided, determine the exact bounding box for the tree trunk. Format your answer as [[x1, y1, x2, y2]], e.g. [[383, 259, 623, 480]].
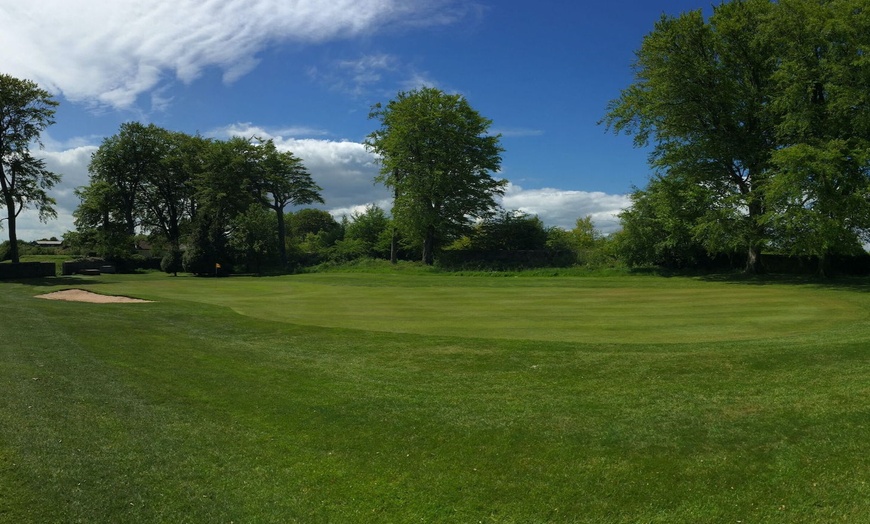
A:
[[390, 182, 400, 265], [817, 252, 828, 278], [390, 227, 398, 264], [744, 200, 765, 275], [276, 206, 288, 266], [1, 183, 19, 263], [0, 163, 18, 263], [422, 226, 436, 265], [4, 203, 19, 263], [745, 243, 763, 274]]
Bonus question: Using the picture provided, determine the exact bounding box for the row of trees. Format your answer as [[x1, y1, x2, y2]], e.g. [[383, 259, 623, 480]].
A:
[[73, 123, 323, 273], [605, 0, 870, 273], [72, 86, 522, 272]]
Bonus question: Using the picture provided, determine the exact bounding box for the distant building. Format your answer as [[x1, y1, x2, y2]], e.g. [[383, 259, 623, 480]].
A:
[[33, 239, 63, 248]]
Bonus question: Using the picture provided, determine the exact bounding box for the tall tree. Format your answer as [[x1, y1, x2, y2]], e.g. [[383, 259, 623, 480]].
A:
[[73, 180, 131, 258], [250, 139, 323, 266], [604, 0, 778, 273], [0, 74, 60, 263], [184, 136, 259, 273], [606, 0, 870, 274], [87, 122, 168, 238], [140, 130, 203, 250], [366, 87, 505, 265]]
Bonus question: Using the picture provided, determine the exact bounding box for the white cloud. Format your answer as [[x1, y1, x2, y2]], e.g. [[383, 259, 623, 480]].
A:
[[0, 0, 466, 110], [500, 183, 630, 234]]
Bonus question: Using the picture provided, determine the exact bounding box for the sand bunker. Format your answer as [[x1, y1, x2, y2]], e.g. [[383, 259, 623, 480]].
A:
[[36, 289, 153, 304]]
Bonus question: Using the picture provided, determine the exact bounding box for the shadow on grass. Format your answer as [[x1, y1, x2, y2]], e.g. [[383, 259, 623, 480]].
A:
[[697, 272, 870, 293], [7, 276, 118, 287], [623, 265, 870, 292]]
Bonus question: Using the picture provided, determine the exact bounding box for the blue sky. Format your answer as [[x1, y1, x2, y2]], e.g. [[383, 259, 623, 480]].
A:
[[1, 0, 713, 240]]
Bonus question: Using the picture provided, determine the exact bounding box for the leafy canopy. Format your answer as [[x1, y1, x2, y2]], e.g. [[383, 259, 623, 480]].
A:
[[366, 87, 505, 264]]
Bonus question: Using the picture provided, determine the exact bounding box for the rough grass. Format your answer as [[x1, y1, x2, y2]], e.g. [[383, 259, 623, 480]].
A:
[[1, 272, 868, 523]]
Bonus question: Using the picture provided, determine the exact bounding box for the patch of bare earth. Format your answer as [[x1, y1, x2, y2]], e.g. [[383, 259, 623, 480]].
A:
[[36, 289, 153, 304]]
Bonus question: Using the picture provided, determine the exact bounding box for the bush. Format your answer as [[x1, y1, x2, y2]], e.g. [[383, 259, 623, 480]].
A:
[[161, 250, 183, 275]]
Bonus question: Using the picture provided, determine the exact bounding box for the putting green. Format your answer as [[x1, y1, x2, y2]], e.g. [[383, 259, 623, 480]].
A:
[[97, 273, 864, 344]]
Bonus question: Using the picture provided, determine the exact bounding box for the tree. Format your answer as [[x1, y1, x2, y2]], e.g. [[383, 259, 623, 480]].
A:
[[289, 208, 341, 239], [604, 0, 778, 273], [287, 208, 342, 262], [228, 203, 279, 273], [614, 177, 715, 268], [366, 87, 506, 265], [471, 210, 548, 251], [344, 204, 392, 258], [605, 0, 870, 274], [73, 180, 132, 258], [77, 123, 200, 257], [763, 0, 870, 273], [141, 130, 203, 250], [88, 122, 168, 238], [0, 74, 60, 263], [185, 136, 260, 272], [250, 139, 323, 266]]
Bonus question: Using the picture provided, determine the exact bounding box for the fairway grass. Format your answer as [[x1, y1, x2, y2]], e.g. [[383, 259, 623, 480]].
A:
[[1, 272, 868, 522]]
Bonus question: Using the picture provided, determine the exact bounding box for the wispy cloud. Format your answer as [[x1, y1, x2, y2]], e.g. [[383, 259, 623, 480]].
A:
[[309, 53, 442, 98], [210, 123, 331, 140], [0, 0, 468, 110], [309, 54, 400, 97]]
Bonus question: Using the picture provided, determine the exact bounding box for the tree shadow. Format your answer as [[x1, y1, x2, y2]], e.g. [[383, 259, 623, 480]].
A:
[[5, 276, 118, 287], [697, 272, 870, 293]]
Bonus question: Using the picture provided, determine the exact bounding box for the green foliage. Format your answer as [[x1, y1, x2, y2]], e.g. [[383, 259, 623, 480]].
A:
[[344, 204, 392, 258], [249, 139, 323, 265], [615, 178, 715, 268], [366, 87, 505, 264], [606, 0, 870, 273], [471, 210, 548, 251], [0, 240, 25, 261], [77, 125, 200, 256], [182, 216, 229, 275], [603, 0, 775, 271], [0, 74, 60, 263], [160, 249, 183, 276], [228, 204, 279, 273], [289, 208, 341, 239], [544, 216, 614, 267], [766, 141, 870, 260], [76, 127, 324, 274]]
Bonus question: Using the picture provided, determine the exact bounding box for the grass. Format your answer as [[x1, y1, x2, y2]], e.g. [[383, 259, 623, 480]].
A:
[[1, 271, 868, 522]]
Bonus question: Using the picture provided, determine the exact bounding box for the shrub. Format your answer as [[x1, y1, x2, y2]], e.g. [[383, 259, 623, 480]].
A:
[[161, 249, 183, 276]]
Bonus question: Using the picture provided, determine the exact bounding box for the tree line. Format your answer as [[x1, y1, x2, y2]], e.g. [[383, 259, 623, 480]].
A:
[[69, 123, 323, 274], [6, 0, 868, 275], [62, 86, 609, 273]]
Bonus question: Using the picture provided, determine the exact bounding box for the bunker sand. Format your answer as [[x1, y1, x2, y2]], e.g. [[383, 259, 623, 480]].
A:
[[36, 289, 153, 304]]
